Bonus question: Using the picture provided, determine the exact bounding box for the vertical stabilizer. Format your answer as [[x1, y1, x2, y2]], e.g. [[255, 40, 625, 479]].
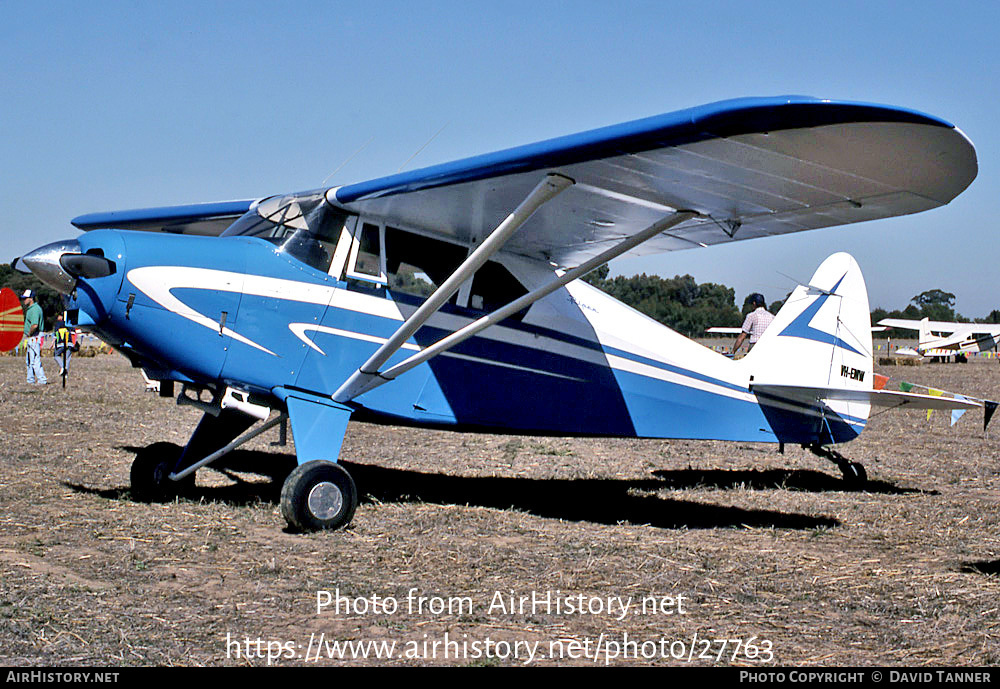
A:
[[741, 253, 873, 443], [918, 317, 933, 348]]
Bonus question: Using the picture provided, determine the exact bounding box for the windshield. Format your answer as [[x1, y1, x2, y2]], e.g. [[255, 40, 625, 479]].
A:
[[221, 191, 350, 272]]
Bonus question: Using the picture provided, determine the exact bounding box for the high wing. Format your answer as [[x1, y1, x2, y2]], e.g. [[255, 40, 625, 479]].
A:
[[879, 318, 1000, 335], [73, 200, 256, 236], [329, 96, 977, 267], [878, 318, 964, 334], [71, 96, 976, 268]]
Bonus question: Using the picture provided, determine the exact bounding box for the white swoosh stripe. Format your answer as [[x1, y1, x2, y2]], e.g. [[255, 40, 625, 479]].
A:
[[127, 266, 277, 355]]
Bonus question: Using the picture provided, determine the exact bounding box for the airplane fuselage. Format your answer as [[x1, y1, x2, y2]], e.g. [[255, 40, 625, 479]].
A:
[[70, 229, 855, 445]]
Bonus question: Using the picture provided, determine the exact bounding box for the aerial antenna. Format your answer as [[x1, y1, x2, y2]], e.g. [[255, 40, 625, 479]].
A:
[[321, 136, 375, 186], [775, 270, 839, 297], [397, 122, 449, 173]]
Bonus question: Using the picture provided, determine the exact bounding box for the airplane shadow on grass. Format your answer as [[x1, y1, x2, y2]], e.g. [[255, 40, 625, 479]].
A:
[[56, 444, 938, 531], [959, 560, 1000, 576], [650, 468, 934, 496]]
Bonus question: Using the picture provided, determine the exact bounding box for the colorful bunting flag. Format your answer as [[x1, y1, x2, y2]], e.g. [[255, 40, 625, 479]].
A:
[[951, 395, 968, 427], [986, 401, 998, 433], [899, 382, 914, 392], [927, 388, 943, 421]]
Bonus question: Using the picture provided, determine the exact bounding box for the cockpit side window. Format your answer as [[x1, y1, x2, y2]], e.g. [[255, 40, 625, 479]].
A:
[[345, 222, 387, 287], [383, 225, 529, 319]]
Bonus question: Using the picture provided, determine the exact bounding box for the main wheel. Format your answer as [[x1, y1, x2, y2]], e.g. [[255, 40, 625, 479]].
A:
[[280, 460, 358, 532], [130, 442, 196, 502]]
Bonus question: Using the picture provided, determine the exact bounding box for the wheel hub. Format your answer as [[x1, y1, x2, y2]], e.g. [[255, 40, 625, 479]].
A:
[[307, 481, 344, 519]]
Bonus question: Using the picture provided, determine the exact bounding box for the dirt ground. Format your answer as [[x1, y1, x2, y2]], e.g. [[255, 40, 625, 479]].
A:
[[0, 351, 998, 667]]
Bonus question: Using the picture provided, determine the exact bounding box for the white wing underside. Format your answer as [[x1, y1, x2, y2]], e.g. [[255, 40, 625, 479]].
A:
[[339, 121, 976, 267]]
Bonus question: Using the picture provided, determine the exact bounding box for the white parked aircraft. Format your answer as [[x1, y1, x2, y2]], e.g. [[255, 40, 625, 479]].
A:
[[878, 318, 1000, 358]]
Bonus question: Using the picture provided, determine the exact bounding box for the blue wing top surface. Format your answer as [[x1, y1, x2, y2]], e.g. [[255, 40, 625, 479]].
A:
[[72, 96, 977, 266], [73, 200, 256, 235]]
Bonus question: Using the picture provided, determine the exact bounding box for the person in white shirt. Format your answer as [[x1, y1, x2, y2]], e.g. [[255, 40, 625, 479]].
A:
[[733, 293, 774, 354]]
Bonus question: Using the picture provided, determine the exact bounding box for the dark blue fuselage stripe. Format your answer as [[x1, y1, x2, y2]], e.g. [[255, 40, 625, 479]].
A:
[[332, 295, 750, 396]]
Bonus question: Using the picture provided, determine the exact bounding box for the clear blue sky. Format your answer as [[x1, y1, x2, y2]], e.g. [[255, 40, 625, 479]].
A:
[[3, 1, 997, 317]]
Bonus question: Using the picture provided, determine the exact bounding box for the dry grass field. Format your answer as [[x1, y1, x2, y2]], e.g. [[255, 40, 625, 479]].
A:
[[1, 352, 998, 666]]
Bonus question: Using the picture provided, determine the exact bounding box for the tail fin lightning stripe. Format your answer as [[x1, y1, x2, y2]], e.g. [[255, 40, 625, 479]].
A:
[[777, 273, 864, 355]]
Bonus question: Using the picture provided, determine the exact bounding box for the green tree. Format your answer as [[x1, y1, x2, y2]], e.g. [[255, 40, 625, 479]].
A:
[[0, 264, 63, 330], [582, 270, 741, 336], [582, 264, 610, 284], [910, 289, 958, 322]]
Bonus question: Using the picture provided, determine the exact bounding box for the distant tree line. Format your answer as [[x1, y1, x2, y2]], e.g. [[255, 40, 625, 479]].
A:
[[582, 265, 744, 337], [583, 268, 999, 337]]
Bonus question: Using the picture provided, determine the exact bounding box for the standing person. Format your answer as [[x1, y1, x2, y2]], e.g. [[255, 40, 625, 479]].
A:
[[21, 289, 47, 385], [53, 317, 71, 376], [733, 293, 774, 354]]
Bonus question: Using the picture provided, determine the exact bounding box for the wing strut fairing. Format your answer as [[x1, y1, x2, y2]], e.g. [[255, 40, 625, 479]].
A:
[[332, 173, 574, 403]]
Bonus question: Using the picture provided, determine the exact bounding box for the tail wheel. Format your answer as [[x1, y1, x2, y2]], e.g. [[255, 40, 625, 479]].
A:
[[280, 460, 358, 532], [805, 443, 868, 487], [130, 442, 196, 502], [842, 460, 868, 484]]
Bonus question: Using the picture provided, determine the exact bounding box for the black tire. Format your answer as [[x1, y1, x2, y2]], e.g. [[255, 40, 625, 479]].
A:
[[280, 460, 357, 532], [841, 460, 868, 485], [130, 442, 196, 502]]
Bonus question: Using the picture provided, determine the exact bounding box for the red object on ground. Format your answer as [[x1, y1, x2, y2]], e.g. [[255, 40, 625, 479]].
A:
[[0, 287, 25, 352]]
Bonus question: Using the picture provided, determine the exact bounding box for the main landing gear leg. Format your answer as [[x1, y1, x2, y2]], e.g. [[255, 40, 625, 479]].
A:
[[131, 409, 257, 502], [805, 443, 868, 485], [278, 391, 356, 532]]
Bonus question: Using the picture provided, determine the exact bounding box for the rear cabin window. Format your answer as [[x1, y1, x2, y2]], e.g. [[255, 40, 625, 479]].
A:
[[384, 227, 467, 299], [468, 260, 529, 319]]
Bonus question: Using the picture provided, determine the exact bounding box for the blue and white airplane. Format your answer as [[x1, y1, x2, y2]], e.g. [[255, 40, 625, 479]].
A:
[[19, 96, 981, 531]]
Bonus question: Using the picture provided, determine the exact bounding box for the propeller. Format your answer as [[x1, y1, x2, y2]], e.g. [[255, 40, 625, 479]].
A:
[[18, 240, 116, 294]]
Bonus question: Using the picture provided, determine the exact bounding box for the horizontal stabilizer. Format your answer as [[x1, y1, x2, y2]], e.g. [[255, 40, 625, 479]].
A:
[[753, 384, 981, 411], [878, 318, 975, 332]]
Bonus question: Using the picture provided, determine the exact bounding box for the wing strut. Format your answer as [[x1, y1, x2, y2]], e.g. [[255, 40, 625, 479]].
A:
[[333, 208, 698, 403], [333, 173, 574, 403]]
